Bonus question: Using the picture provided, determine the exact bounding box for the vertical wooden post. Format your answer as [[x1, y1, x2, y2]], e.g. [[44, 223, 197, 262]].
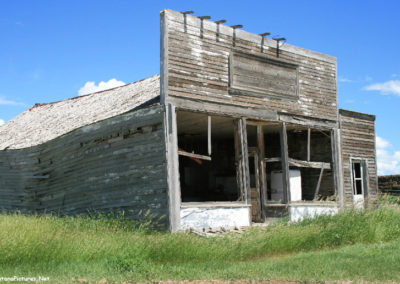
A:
[[257, 125, 267, 218], [332, 128, 344, 208], [280, 122, 290, 203], [234, 120, 244, 201], [240, 118, 251, 205], [307, 128, 311, 162], [207, 116, 212, 156], [314, 168, 325, 200], [165, 104, 181, 232]]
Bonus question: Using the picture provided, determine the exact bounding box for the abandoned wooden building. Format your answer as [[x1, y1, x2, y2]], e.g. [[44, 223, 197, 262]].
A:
[[0, 9, 378, 231]]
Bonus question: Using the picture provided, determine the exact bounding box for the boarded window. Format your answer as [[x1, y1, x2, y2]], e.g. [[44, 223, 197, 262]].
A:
[[229, 51, 299, 101]]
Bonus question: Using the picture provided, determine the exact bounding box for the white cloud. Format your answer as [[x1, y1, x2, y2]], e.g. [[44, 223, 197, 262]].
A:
[[376, 136, 400, 175], [338, 77, 353, 83], [364, 80, 400, 96], [0, 96, 24, 106], [376, 136, 392, 149], [0, 119, 4, 126], [78, 78, 125, 96]]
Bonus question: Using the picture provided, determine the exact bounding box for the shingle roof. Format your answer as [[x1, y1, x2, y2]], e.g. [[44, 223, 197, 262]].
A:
[[0, 75, 160, 150]]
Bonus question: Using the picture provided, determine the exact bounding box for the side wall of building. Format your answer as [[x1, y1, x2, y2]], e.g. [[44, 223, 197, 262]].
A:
[[339, 109, 378, 207], [0, 105, 169, 226]]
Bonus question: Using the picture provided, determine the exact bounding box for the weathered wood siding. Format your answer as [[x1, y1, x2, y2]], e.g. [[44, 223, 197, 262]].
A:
[[0, 105, 169, 225], [339, 109, 378, 207], [161, 9, 338, 121]]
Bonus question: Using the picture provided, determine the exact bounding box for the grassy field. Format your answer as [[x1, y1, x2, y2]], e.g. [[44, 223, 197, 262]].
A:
[[1, 198, 400, 283]]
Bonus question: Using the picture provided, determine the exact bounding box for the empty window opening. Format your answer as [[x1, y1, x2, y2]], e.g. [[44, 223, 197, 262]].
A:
[[177, 111, 240, 202], [286, 127, 335, 201], [352, 162, 363, 195], [249, 123, 335, 204]]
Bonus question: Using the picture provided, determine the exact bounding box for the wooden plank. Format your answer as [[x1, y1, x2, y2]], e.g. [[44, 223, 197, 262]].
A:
[[240, 118, 252, 209], [288, 158, 331, 169], [178, 150, 211, 161], [233, 119, 244, 201], [307, 128, 311, 162], [165, 103, 181, 232], [231, 51, 299, 100], [208, 116, 212, 156], [161, 10, 169, 104], [314, 168, 324, 199], [164, 9, 337, 64], [171, 96, 278, 121], [265, 157, 282, 163], [257, 125, 267, 219], [280, 122, 290, 203], [265, 157, 330, 169]]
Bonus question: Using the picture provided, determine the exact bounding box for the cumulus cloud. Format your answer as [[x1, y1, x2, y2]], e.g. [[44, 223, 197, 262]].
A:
[[0, 96, 25, 106], [376, 136, 400, 175], [0, 119, 4, 126], [364, 80, 400, 96], [376, 136, 392, 149], [78, 78, 126, 96]]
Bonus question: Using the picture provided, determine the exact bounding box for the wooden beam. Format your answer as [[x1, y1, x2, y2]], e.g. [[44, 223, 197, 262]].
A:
[[280, 122, 290, 203], [314, 168, 324, 200], [332, 128, 344, 208], [165, 103, 181, 232], [257, 125, 267, 217], [265, 157, 331, 169], [207, 116, 212, 156], [233, 120, 244, 201], [178, 150, 211, 161], [265, 157, 282, 163], [288, 158, 331, 169], [241, 118, 251, 206], [307, 128, 311, 162]]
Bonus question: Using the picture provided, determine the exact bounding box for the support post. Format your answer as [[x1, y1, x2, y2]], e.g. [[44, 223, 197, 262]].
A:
[[280, 122, 290, 203], [307, 128, 311, 162], [165, 103, 181, 232], [314, 168, 324, 200], [240, 118, 251, 205], [257, 125, 267, 219], [234, 120, 244, 201], [208, 116, 212, 156], [332, 128, 344, 208]]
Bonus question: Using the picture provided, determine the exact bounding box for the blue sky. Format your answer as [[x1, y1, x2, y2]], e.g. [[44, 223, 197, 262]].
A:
[[1, 0, 399, 174]]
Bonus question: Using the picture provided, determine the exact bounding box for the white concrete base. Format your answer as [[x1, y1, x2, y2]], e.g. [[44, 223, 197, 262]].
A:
[[180, 206, 250, 230], [290, 205, 338, 222]]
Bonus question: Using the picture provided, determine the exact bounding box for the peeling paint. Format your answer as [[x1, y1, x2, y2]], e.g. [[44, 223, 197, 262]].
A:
[[180, 206, 250, 230]]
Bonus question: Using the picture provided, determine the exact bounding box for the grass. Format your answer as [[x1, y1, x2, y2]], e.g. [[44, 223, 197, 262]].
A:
[[0, 202, 400, 283]]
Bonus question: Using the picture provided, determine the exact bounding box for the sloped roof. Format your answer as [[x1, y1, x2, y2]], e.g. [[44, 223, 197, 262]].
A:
[[0, 75, 160, 150]]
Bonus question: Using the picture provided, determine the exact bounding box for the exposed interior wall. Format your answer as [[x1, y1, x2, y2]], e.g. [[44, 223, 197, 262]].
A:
[[340, 109, 378, 208], [0, 105, 169, 226], [176, 111, 241, 203]]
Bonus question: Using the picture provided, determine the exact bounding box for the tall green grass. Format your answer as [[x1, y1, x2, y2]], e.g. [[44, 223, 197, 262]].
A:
[[1, 205, 400, 282]]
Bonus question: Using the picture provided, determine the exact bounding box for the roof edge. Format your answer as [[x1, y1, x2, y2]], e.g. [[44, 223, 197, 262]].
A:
[[339, 109, 376, 121]]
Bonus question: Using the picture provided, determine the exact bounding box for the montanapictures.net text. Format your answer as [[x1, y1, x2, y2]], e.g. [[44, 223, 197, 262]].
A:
[[0, 276, 50, 282]]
